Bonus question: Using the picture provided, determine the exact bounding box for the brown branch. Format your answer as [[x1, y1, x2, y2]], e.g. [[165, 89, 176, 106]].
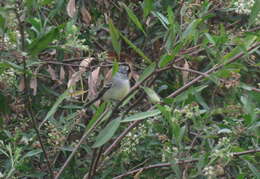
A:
[[54, 106, 111, 179], [14, 2, 54, 178], [113, 160, 197, 179], [113, 149, 260, 179], [167, 42, 260, 98]]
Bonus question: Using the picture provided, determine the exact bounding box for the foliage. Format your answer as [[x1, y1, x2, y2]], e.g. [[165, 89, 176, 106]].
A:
[[0, 0, 259, 178]]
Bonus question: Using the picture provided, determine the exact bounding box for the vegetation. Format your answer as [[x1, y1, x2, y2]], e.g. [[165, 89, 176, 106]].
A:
[[0, 0, 259, 178]]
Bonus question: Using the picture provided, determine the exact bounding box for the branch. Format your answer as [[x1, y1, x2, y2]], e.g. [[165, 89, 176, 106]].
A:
[[14, 2, 54, 178], [113, 149, 260, 178], [167, 42, 260, 98]]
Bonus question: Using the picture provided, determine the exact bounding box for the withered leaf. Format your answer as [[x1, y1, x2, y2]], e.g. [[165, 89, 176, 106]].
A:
[[60, 66, 65, 81], [79, 57, 94, 72], [67, 71, 83, 91], [88, 67, 100, 100], [30, 77, 37, 96], [47, 65, 57, 81], [182, 60, 190, 84], [18, 77, 25, 92], [67, 0, 76, 18], [81, 6, 92, 25]]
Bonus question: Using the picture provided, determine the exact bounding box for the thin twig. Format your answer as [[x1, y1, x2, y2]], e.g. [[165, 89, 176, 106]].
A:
[[14, 2, 54, 178], [167, 42, 260, 98], [113, 149, 260, 178]]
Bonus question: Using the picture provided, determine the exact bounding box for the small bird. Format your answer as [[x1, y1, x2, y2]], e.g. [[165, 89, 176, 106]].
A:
[[102, 65, 130, 101]]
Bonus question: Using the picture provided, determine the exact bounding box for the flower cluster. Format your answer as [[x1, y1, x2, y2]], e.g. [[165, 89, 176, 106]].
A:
[[45, 122, 67, 147], [203, 165, 215, 177], [211, 137, 234, 162], [173, 102, 201, 120], [120, 123, 147, 154], [0, 69, 16, 87], [234, 0, 260, 25]]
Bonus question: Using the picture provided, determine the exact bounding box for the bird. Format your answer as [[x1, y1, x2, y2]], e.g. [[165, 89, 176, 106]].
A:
[[102, 65, 130, 101]]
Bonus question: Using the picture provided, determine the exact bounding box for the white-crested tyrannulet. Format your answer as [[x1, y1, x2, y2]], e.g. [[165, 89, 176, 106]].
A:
[[102, 65, 130, 101]]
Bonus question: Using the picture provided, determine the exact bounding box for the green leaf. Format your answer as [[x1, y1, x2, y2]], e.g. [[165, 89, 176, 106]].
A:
[[108, 19, 121, 56], [120, 2, 146, 35], [23, 149, 42, 158], [0, 92, 10, 115], [121, 109, 161, 122], [143, 87, 161, 103], [0, 14, 6, 33], [120, 33, 152, 64], [138, 62, 156, 82], [152, 11, 169, 29], [86, 103, 107, 131], [159, 54, 174, 68], [222, 35, 257, 62], [204, 33, 216, 45], [174, 85, 208, 103], [112, 62, 119, 76], [143, 0, 153, 18], [40, 90, 70, 128], [182, 19, 202, 40], [92, 118, 121, 148], [28, 27, 59, 56], [249, 0, 260, 26], [244, 160, 259, 178], [167, 6, 174, 26]]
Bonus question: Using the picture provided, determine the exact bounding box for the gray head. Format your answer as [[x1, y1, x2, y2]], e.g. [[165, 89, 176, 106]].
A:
[[114, 65, 129, 79]]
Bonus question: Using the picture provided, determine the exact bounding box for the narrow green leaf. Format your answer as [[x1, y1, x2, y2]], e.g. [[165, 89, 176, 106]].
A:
[[40, 90, 70, 128], [0, 14, 6, 33], [23, 149, 42, 158], [121, 109, 161, 122], [143, 0, 153, 18], [28, 27, 59, 56], [249, 0, 260, 26], [244, 160, 259, 178], [204, 33, 216, 45], [108, 19, 121, 56], [0, 92, 10, 115], [120, 33, 152, 64], [152, 11, 169, 29], [159, 42, 183, 67], [112, 62, 119, 76], [182, 19, 202, 40], [138, 62, 156, 82], [86, 103, 107, 131], [92, 118, 121, 148], [120, 2, 146, 35], [143, 87, 161, 103], [159, 54, 174, 68], [222, 35, 257, 62], [174, 85, 208, 102], [167, 6, 174, 26]]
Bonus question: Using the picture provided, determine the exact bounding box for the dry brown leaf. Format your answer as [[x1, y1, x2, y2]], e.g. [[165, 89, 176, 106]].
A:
[[81, 6, 92, 25], [104, 69, 112, 82], [182, 60, 190, 84], [67, 71, 83, 90], [18, 77, 25, 91], [30, 65, 42, 96], [30, 77, 37, 96], [132, 71, 140, 82], [60, 66, 65, 81], [67, 0, 76, 18], [47, 65, 57, 81], [88, 67, 100, 100], [79, 57, 94, 72]]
